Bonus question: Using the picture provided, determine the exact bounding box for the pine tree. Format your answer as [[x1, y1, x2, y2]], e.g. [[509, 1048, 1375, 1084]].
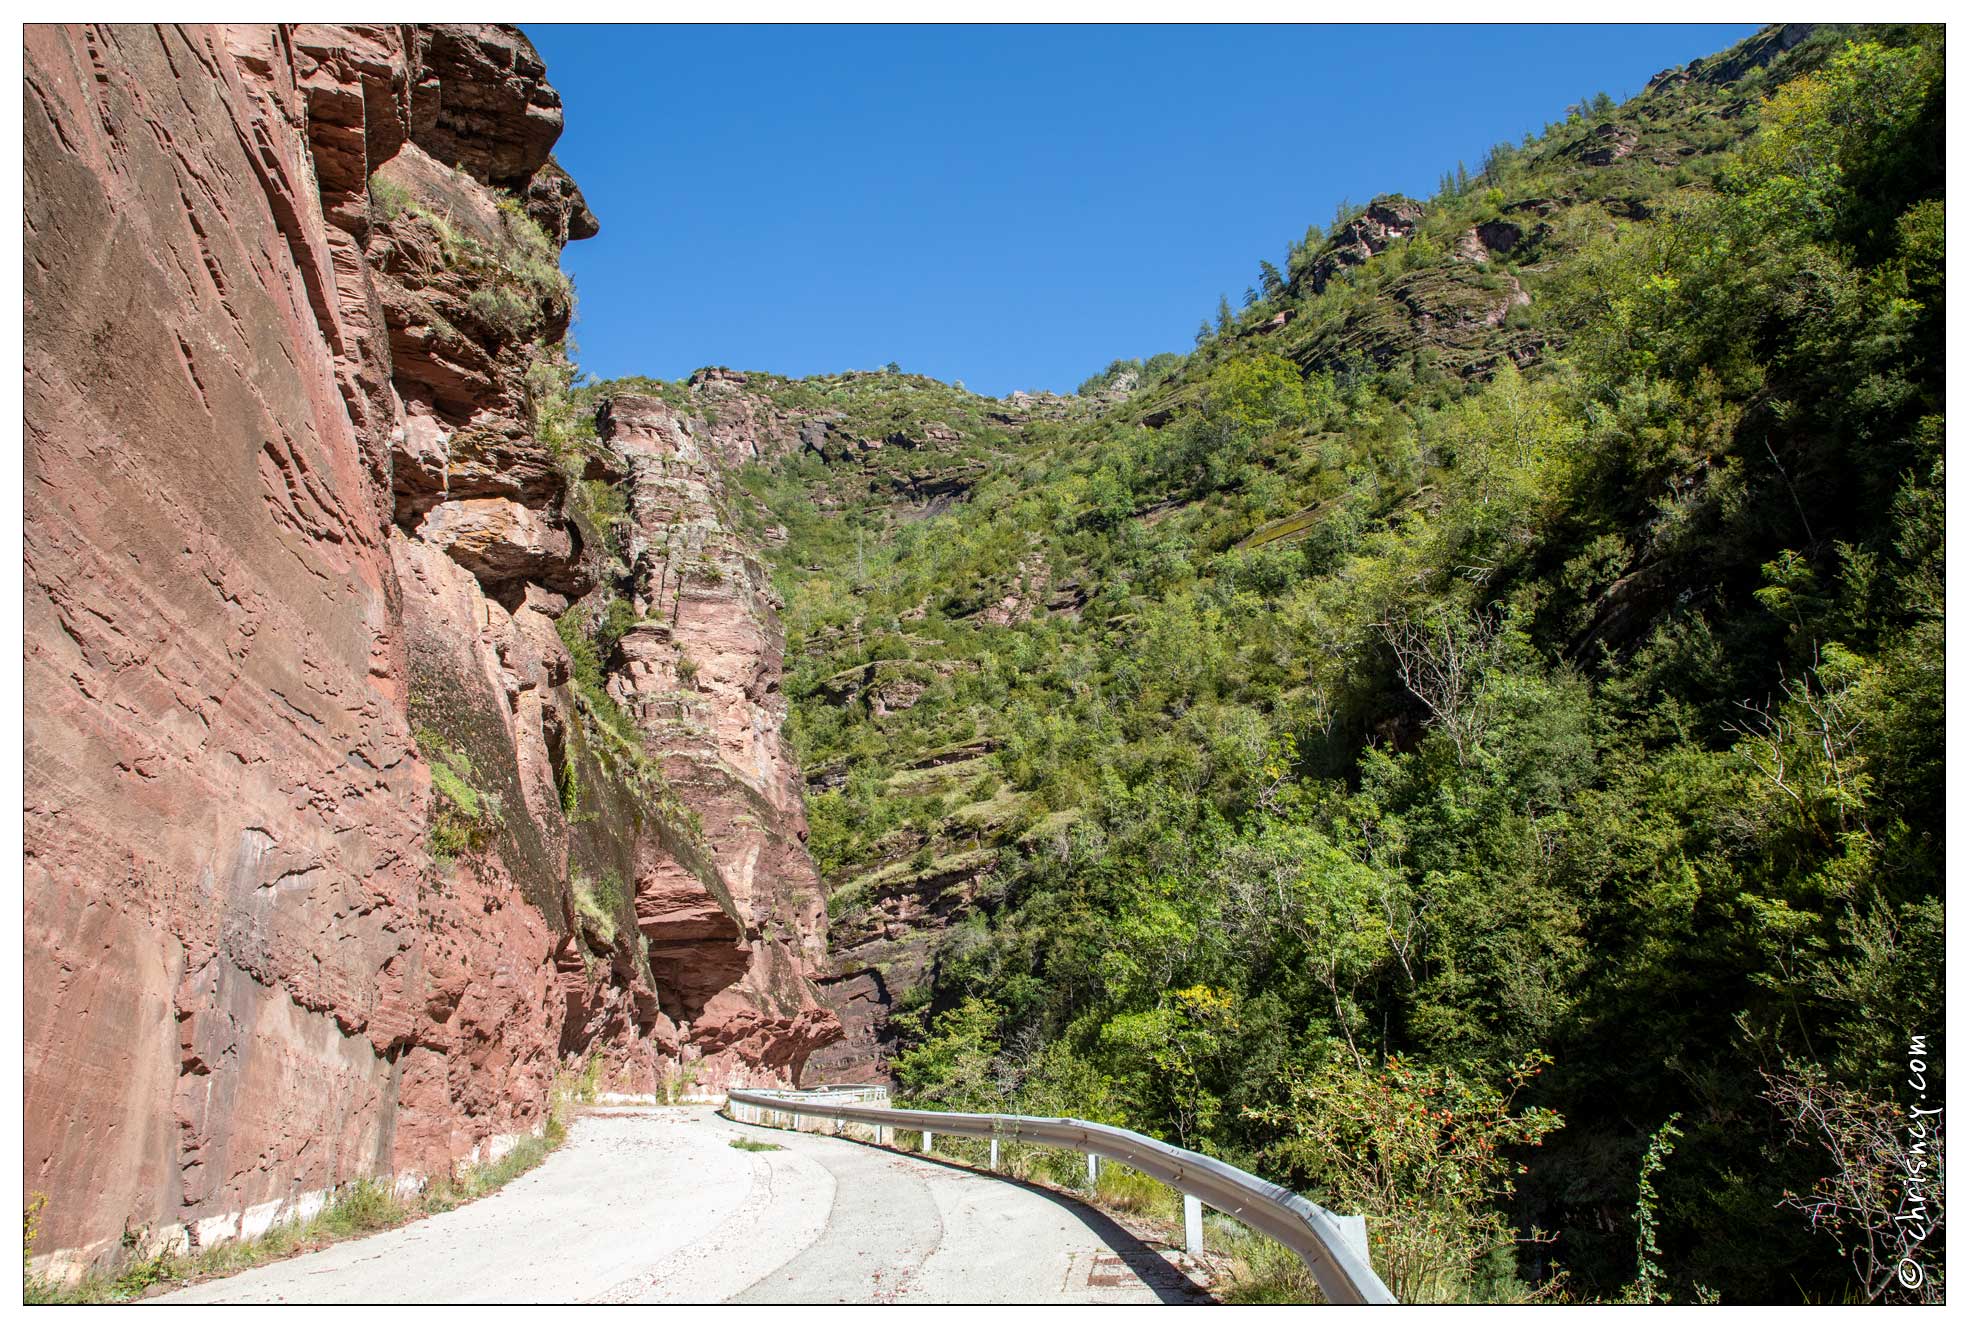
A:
[[1288, 223, 1322, 281], [1194, 318, 1212, 347], [1216, 294, 1234, 333], [1258, 259, 1285, 301]]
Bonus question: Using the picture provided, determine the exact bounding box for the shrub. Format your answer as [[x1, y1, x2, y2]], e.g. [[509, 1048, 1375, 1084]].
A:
[[1246, 1052, 1562, 1303], [466, 285, 537, 342], [662, 1061, 701, 1105]]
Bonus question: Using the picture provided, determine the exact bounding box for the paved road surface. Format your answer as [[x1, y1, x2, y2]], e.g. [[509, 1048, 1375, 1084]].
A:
[[158, 1106, 1211, 1304]]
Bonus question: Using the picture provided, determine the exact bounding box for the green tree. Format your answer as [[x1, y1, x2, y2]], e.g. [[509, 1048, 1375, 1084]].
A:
[[893, 997, 1002, 1110]]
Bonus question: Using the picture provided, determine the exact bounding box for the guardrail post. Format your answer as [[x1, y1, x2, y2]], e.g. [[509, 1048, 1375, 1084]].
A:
[[989, 1137, 1000, 1171], [922, 1130, 934, 1154], [1184, 1194, 1204, 1255], [1086, 1153, 1099, 1189]]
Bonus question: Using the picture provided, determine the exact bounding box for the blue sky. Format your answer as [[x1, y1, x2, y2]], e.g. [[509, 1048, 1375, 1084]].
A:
[[526, 24, 1761, 397]]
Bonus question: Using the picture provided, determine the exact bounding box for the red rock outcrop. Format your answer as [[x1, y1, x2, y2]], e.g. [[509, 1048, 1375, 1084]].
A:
[[1304, 195, 1426, 294], [23, 22, 837, 1278], [593, 396, 843, 1087]]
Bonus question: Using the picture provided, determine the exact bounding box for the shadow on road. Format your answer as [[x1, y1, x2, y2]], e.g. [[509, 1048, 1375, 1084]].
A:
[[864, 1145, 1217, 1305]]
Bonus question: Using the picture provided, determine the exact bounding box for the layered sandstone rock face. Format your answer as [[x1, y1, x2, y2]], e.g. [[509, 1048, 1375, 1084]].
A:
[[22, 22, 835, 1276], [593, 396, 840, 1085]]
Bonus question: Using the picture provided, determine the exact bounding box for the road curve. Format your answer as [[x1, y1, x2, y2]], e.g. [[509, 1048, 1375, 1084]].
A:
[[156, 1106, 1212, 1304]]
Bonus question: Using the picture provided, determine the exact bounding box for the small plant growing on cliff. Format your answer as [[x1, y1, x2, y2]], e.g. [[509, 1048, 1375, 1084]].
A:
[[368, 173, 412, 221], [417, 728, 482, 817], [676, 655, 701, 688], [826, 882, 871, 919], [376, 181, 570, 335], [466, 285, 538, 342], [526, 348, 595, 465], [564, 1053, 605, 1106], [417, 727, 498, 866], [594, 597, 638, 659], [492, 195, 568, 281], [557, 748, 583, 819], [572, 873, 619, 945]]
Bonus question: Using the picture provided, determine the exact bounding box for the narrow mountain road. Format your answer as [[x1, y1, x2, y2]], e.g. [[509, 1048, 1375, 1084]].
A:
[[156, 1106, 1212, 1304]]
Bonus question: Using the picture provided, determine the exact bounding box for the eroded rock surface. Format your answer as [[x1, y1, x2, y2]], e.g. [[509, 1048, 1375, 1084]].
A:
[[23, 22, 836, 1277], [594, 396, 843, 1085]]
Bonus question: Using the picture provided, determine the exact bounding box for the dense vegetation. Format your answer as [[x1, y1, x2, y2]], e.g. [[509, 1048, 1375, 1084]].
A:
[[726, 24, 1944, 1304]]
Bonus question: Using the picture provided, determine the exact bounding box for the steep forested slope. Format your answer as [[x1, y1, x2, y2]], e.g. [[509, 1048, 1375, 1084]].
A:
[[699, 22, 1943, 1303]]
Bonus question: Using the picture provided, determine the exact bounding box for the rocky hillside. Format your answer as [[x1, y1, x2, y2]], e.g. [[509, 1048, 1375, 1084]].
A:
[[739, 19, 1913, 1089], [724, 22, 1943, 1303], [22, 23, 838, 1277]]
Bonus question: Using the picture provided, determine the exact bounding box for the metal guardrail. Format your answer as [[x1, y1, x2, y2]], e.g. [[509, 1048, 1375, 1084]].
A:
[[724, 1086, 1396, 1305]]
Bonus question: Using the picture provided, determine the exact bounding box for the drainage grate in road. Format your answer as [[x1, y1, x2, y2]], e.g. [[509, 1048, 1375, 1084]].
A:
[[1086, 1255, 1134, 1289]]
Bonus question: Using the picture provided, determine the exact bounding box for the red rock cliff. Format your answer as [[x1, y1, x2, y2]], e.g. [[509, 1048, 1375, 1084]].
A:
[[22, 22, 836, 1276], [594, 396, 841, 1086]]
